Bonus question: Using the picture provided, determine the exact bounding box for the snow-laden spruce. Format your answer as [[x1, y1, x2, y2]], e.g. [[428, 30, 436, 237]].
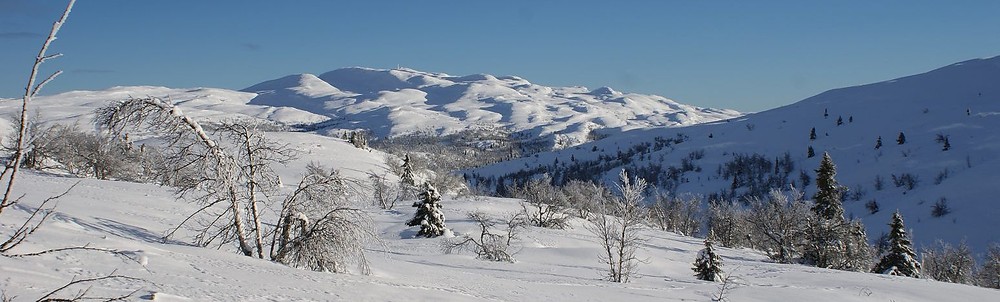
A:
[[407, 182, 447, 237], [693, 237, 724, 282], [872, 211, 920, 277]]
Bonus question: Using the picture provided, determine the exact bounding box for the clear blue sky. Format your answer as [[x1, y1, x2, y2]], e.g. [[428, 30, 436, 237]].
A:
[[2, 1, 999, 111]]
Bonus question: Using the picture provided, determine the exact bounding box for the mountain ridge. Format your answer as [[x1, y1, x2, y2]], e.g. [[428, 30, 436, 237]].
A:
[[241, 67, 742, 149]]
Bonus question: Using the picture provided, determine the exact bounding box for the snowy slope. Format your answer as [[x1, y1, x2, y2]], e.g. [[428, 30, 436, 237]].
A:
[[2, 171, 997, 301], [470, 55, 1000, 253], [241, 67, 742, 149]]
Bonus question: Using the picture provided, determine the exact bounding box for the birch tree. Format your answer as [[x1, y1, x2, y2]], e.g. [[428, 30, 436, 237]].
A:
[[96, 97, 256, 257], [587, 170, 647, 283]]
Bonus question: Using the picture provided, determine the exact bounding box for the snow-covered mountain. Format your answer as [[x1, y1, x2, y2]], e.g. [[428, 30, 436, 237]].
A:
[[470, 55, 1000, 253], [241, 67, 742, 149]]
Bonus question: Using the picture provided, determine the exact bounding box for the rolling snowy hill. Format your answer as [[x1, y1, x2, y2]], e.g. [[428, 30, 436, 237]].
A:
[[241, 67, 742, 149], [470, 55, 1000, 253], [2, 170, 997, 301]]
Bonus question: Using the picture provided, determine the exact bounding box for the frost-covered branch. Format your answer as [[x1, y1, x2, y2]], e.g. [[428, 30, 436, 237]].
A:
[[1, 0, 75, 218]]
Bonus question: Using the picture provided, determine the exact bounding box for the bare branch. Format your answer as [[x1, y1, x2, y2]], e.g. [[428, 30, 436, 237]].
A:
[[1, 182, 78, 254], [31, 70, 63, 97], [34, 270, 144, 302]]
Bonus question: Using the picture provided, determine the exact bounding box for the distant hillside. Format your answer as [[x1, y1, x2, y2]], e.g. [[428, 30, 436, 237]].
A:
[[469, 55, 1000, 252], [241, 67, 741, 150]]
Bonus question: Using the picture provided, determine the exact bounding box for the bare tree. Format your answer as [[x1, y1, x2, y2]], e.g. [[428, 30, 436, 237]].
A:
[[444, 211, 527, 262], [271, 164, 379, 274], [707, 201, 749, 248], [368, 171, 403, 210], [96, 97, 256, 257], [648, 192, 702, 236], [512, 175, 571, 229], [587, 170, 647, 283], [744, 189, 810, 263], [562, 179, 606, 218], [214, 120, 296, 258]]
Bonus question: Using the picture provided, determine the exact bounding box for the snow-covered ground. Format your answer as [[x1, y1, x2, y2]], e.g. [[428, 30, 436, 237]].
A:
[[2, 169, 997, 301]]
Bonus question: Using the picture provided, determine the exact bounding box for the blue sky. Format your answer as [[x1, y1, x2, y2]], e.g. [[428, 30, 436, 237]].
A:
[[2, 1, 999, 111]]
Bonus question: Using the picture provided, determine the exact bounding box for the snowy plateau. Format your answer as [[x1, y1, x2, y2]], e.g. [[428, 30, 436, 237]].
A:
[[0, 59, 998, 301]]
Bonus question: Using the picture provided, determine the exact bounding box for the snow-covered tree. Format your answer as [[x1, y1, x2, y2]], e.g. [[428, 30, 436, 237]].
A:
[[803, 153, 873, 271], [872, 211, 921, 277], [215, 120, 296, 258], [97, 97, 258, 257], [923, 240, 976, 284], [707, 201, 749, 249], [400, 154, 416, 187], [649, 192, 702, 237], [745, 189, 810, 263], [562, 179, 607, 218], [348, 130, 368, 149], [407, 182, 447, 238], [272, 164, 379, 274], [976, 244, 1000, 288], [693, 237, 724, 282], [588, 170, 648, 283], [811, 152, 844, 220]]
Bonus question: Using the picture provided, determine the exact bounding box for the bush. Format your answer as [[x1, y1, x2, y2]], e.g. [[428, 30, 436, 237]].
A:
[[272, 164, 380, 273], [444, 211, 526, 262], [931, 197, 951, 218], [891, 173, 919, 191]]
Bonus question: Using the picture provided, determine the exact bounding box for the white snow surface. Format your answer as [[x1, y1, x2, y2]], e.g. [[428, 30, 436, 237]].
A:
[[472, 55, 1000, 253], [1, 171, 997, 301], [241, 67, 742, 148]]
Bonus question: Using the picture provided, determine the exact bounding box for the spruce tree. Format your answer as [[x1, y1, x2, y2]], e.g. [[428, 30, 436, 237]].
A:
[[693, 237, 724, 282], [406, 182, 447, 238], [807, 146, 815, 158], [809, 127, 817, 140], [872, 211, 921, 277], [875, 136, 882, 149], [812, 152, 844, 220], [897, 132, 906, 145], [400, 154, 415, 187]]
